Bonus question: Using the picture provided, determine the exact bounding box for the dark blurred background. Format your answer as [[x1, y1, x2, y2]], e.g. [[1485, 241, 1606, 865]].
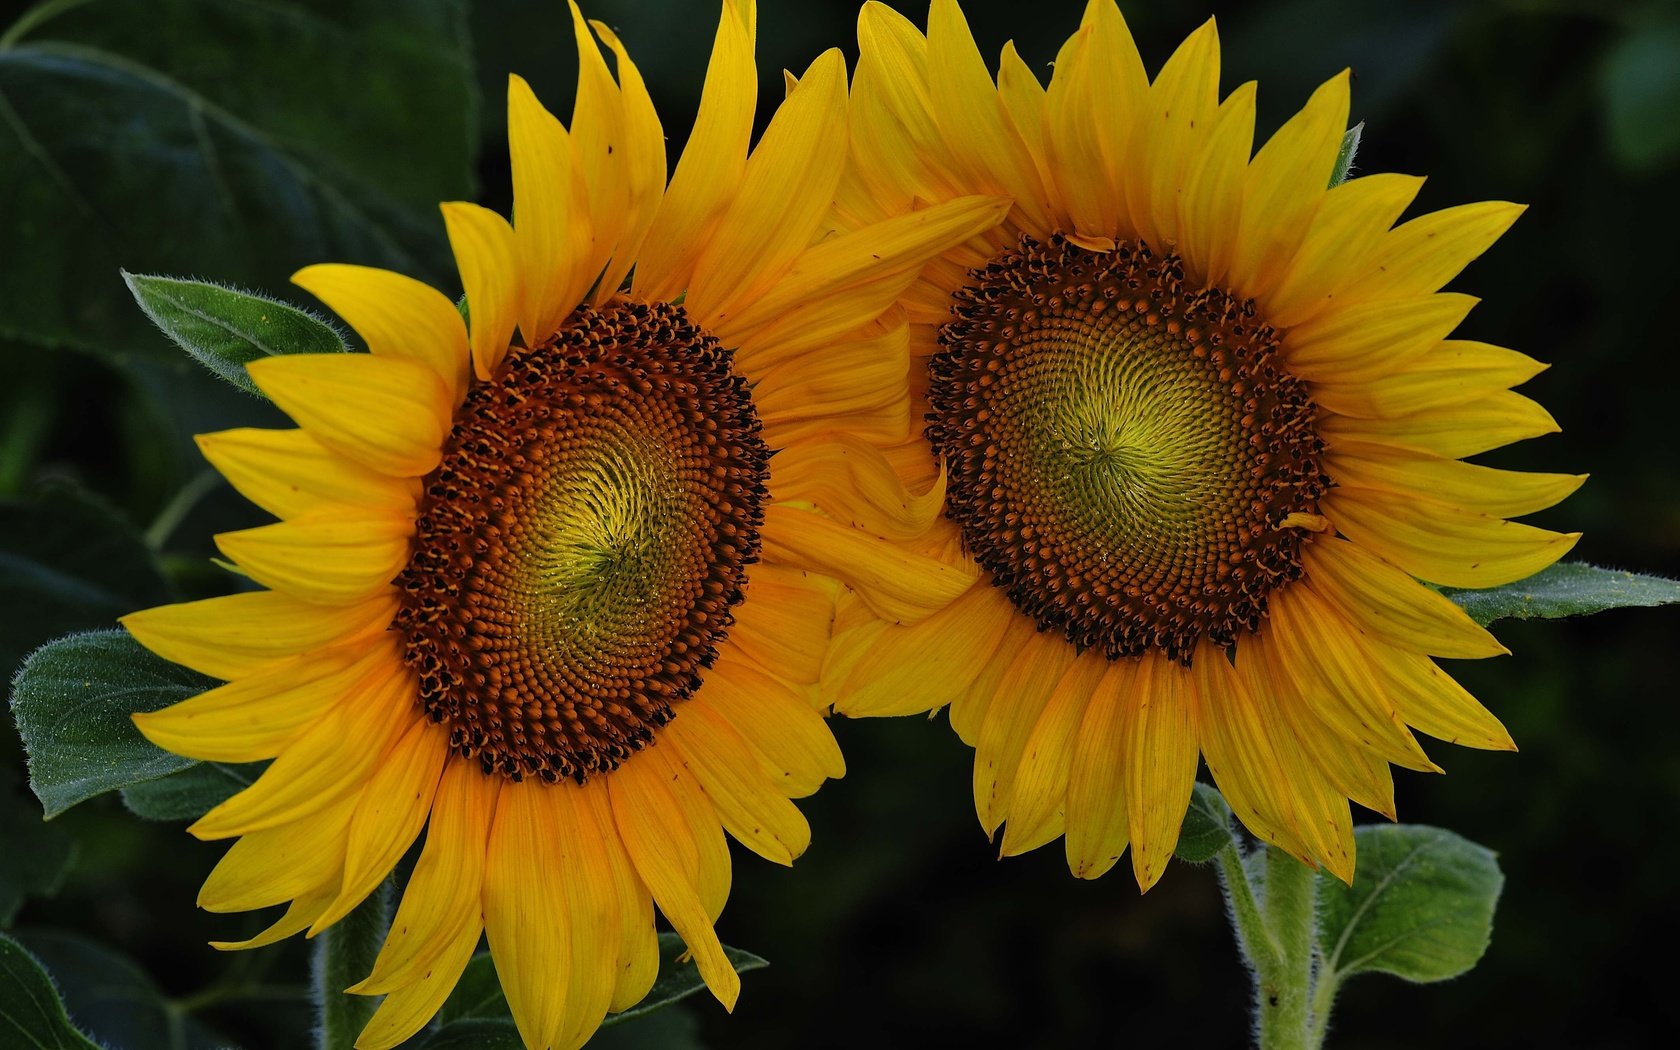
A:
[[2, 0, 1676, 1047]]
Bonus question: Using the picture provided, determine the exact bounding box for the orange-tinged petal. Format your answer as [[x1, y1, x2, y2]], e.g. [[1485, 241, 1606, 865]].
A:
[[706, 654, 844, 798], [664, 702, 810, 865], [830, 582, 1015, 719], [483, 784, 570, 1050], [760, 505, 975, 625], [999, 650, 1107, 857], [1118, 654, 1199, 891], [589, 18, 667, 303], [972, 629, 1079, 835], [567, 2, 629, 295], [1063, 659, 1136, 879], [1128, 17, 1220, 248], [1302, 537, 1506, 660], [121, 589, 397, 682], [198, 794, 356, 912], [1178, 80, 1256, 287], [352, 918, 480, 1050]]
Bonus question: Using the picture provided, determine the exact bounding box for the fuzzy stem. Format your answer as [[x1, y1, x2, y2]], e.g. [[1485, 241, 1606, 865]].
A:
[[1216, 842, 1319, 1050]]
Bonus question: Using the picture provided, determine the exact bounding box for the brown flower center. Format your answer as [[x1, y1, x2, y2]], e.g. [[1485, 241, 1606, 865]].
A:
[[927, 235, 1328, 664], [393, 300, 768, 782]]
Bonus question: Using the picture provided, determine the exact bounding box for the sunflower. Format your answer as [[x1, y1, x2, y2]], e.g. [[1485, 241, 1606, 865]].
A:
[[810, 0, 1583, 890], [118, 3, 1006, 1047]]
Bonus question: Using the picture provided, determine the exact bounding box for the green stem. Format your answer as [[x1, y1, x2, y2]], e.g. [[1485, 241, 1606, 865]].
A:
[[313, 882, 392, 1050], [1215, 842, 1320, 1050], [144, 469, 220, 550], [1305, 966, 1341, 1050]]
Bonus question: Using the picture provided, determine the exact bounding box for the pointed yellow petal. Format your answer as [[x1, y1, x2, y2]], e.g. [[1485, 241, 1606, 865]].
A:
[[1362, 641, 1517, 751], [1327, 442, 1584, 519], [313, 719, 448, 933], [634, 0, 755, 300], [760, 505, 976, 625], [549, 781, 623, 1050], [1318, 388, 1560, 459], [1284, 292, 1478, 384], [755, 326, 911, 450], [1322, 486, 1580, 588], [996, 40, 1053, 200], [215, 509, 412, 606], [1261, 172, 1426, 329], [246, 354, 450, 478], [849, 3, 957, 219], [198, 795, 356, 912], [726, 563, 837, 686], [1179, 80, 1256, 287], [589, 18, 667, 303], [567, 2, 629, 296], [663, 703, 810, 864], [121, 590, 397, 682], [291, 264, 468, 401], [1302, 538, 1507, 659], [609, 753, 740, 1011], [640, 744, 730, 921], [1119, 654, 1199, 891], [507, 74, 592, 345], [703, 657, 843, 799], [210, 883, 336, 951], [352, 918, 480, 1050], [1128, 18, 1220, 248], [999, 651, 1107, 857], [832, 582, 1015, 719], [688, 49, 849, 329], [1227, 70, 1350, 300], [132, 641, 385, 763], [1063, 659, 1136, 879], [356, 761, 497, 994], [1343, 201, 1527, 302], [441, 201, 520, 381], [483, 786, 574, 1049], [972, 630, 1079, 835], [1313, 340, 1547, 419], [196, 428, 417, 522]]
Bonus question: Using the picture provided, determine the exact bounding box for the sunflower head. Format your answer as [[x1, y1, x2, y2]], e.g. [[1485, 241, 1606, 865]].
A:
[[817, 0, 1583, 891]]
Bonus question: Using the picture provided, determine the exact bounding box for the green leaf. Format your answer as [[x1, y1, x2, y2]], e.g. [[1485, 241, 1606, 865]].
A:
[[420, 1019, 524, 1049], [0, 932, 101, 1049], [608, 932, 767, 1027], [1316, 825, 1502, 984], [119, 760, 261, 821], [434, 953, 507, 1026], [1175, 782, 1236, 863], [0, 484, 173, 674], [589, 1008, 704, 1049], [1329, 122, 1364, 187], [9, 629, 213, 818], [0, 766, 76, 926], [1601, 21, 1680, 175], [0, 0, 475, 360], [15, 929, 227, 1050], [315, 882, 392, 1050], [1441, 562, 1680, 626], [122, 273, 347, 396]]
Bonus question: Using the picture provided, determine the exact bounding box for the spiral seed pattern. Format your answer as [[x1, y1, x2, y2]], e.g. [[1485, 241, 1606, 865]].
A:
[[928, 235, 1328, 664], [393, 300, 768, 782]]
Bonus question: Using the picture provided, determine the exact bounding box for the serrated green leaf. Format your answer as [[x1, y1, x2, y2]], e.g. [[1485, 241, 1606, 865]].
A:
[[0, 484, 173, 675], [0, 766, 76, 926], [0, 0, 474, 360], [9, 629, 213, 818], [122, 273, 347, 396], [0, 932, 101, 1049], [1441, 562, 1680, 626], [606, 932, 767, 1027], [1175, 782, 1236, 863], [1330, 122, 1364, 186], [119, 760, 261, 821], [15, 930, 228, 1050], [1317, 825, 1502, 984]]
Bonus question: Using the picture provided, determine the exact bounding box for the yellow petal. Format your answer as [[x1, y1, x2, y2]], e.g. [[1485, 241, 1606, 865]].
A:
[[1302, 538, 1506, 660], [246, 354, 450, 478], [198, 795, 356, 912], [664, 702, 810, 864], [291, 264, 468, 401], [352, 918, 480, 1050], [726, 563, 837, 686], [1312, 339, 1547, 419], [483, 784, 571, 1049], [1342, 201, 1527, 303], [999, 650, 1108, 857], [133, 641, 387, 763], [1178, 80, 1256, 287], [507, 74, 592, 345], [590, 774, 658, 1014], [356, 760, 497, 994], [1118, 654, 1199, 891], [633, 0, 755, 300], [1128, 17, 1220, 248], [567, 2, 629, 296], [1261, 172, 1425, 329], [550, 782, 623, 1050], [1322, 486, 1580, 588], [215, 510, 412, 606], [831, 582, 1016, 719], [1362, 640, 1517, 751], [996, 40, 1054, 203], [609, 752, 740, 1011], [1326, 442, 1584, 519], [704, 655, 844, 798], [441, 201, 521, 381], [1318, 388, 1560, 459], [948, 607, 1040, 746], [196, 428, 417, 522], [972, 629, 1079, 835], [639, 744, 730, 921], [1284, 292, 1478, 383], [688, 49, 849, 329], [849, 2, 957, 219], [121, 589, 397, 682], [760, 504, 976, 625], [755, 324, 912, 448], [210, 883, 335, 951], [769, 435, 944, 545], [1063, 659, 1136, 879], [589, 18, 667, 303], [1050, 1, 1148, 240], [313, 719, 449, 933], [926, 0, 1050, 230], [1226, 70, 1350, 300], [189, 658, 415, 839]]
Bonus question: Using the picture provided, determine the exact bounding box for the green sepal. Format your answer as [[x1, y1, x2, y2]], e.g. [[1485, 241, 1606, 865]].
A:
[[1329, 122, 1364, 187]]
